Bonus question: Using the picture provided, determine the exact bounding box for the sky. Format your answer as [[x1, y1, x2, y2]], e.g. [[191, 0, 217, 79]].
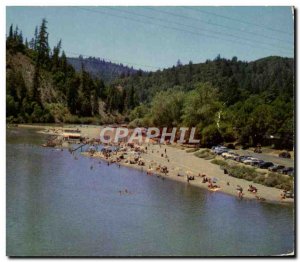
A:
[[6, 6, 294, 71]]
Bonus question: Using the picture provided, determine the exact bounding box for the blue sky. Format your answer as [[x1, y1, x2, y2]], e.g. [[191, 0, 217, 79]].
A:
[[6, 6, 294, 71]]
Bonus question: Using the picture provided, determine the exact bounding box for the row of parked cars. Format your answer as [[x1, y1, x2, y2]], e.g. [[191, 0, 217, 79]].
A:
[[211, 146, 294, 176]]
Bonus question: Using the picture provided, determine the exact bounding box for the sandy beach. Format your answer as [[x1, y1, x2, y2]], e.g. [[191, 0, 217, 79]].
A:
[[15, 124, 294, 204], [83, 143, 293, 205]]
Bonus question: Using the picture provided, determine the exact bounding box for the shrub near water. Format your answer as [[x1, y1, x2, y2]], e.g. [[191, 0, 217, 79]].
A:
[[211, 159, 293, 191], [194, 149, 213, 159], [186, 148, 199, 153], [210, 159, 228, 167]]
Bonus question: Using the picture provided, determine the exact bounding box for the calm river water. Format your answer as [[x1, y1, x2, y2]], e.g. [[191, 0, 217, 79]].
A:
[[6, 128, 294, 256]]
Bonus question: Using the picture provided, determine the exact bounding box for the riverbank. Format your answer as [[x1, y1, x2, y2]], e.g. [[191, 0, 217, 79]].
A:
[[82, 143, 293, 205], [15, 124, 294, 204]]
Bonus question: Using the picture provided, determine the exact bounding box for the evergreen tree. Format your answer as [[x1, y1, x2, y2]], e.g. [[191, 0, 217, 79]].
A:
[[52, 39, 62, 72], [34, 26, 38, 50], [36, 18, 50, 66], [79, 65, 92, 116], [13, 26, 19, 40], [31, 66, 41, 105], [29, 38, 35, 49], [67, 77, 80, 114], [25, 38, 28, 49], [8, 24, 13, 39], [60, 51, 67, 73]]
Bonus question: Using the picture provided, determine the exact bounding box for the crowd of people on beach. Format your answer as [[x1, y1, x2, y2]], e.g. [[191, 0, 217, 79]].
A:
[[59, 136, 292, 203]]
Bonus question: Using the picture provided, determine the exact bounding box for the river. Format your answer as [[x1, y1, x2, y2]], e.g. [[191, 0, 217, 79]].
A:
[[6, 127, 294, 256]]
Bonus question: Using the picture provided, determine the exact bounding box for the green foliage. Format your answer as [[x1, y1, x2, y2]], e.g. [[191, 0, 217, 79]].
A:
[[128, 118, 145, 128], [31, 103, 43, 122], [129, 104, 148, 121], [6, 24, 25, 53], [149, 89, 185, 127], [186, 148, 198, 153], [210, 159, 228, 166], [36, 18, 50, 67], [194, 149, 214, 159], [201, 124, 223, 146], [6, 95, 18, 117], [182, 83, 221, 128], [112, 56, 293, 149], [6, 21, 294, 151], [6, 20, 108, 123], [211, 159, 293, 190]]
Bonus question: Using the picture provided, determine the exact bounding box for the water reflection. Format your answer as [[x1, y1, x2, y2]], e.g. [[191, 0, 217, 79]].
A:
[[6, 128, 294, 256]]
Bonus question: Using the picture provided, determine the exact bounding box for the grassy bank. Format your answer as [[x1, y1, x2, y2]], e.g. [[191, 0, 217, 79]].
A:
[[210, 159, 293, 191], [194, 149, 215, 160]]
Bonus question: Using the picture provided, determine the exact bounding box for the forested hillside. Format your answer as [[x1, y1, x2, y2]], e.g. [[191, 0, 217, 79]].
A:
[[113, 55, 293, 105], [6, 19, 294, 149], [67, 56, 138, 83], [111, 56, 294, 149], [6, 20, 130, 124]]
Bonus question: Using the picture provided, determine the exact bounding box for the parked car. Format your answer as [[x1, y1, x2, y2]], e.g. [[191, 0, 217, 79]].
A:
[[252, 160, 265, 167], [234, 155, 251, 162], [213, 146, 228, 155], [285, 191, 294, 198], [222, 151, 239, 159], [243, 157, 259, 165], [280, 167, 294, 175], [258, 162, 274, 169], [268, 165, 285, 172], [221, 151, 230, 158], [229, 153, 239, 159], [279, 151, 291, 159]]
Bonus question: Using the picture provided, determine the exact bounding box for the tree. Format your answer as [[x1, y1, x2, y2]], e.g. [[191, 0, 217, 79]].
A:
[[29, 38, 35, 49], [6, 24, 24, 52], [25, 38, 28, 49], [13, 26, 19, 40], [61, 51, 67, 70], [14, 71, 27, 102], [52, 39, 62, 72], [128, 85, 136, 110], [201, 124, 223, 146], [31, 66, 41, 105], [181, 83, 222, 145], [94, 78, 105, 99], [6, 95, 18, 117], [66, 77, 80, 114], [31, 102, 43, 122], [129, 104, 148, 121], [176, 59, 182, 67], [91, 90, 99, 115], [8, 24, 13, 39], [6, 70, 18, 99], [34, 26, 38, 50], [78, 66, 93, 116], [150, 90, 185, 127], [36, 18, 50, 66], [182, 83, 221, 129]]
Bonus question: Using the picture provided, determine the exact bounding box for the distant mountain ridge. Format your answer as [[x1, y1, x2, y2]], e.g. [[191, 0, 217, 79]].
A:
[[67, 56, 138, 83]]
